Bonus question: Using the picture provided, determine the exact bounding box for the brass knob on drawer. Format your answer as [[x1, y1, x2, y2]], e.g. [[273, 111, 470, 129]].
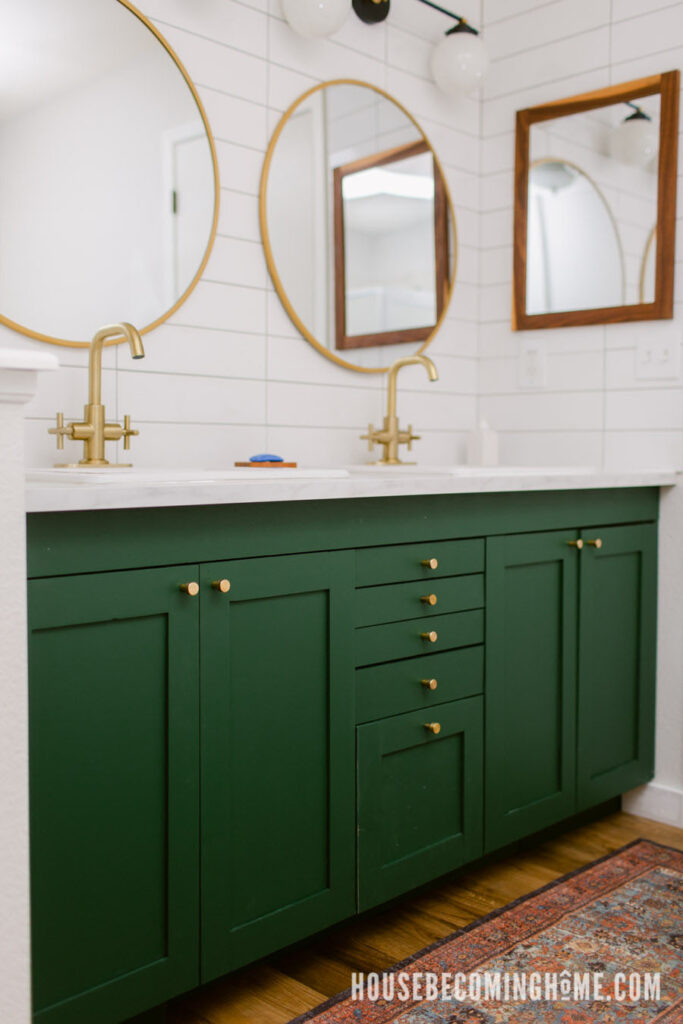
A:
[[179, 582, 199, 597], [421, 558, 439, 569], [421, 631, 438, 643], [424, 722, 441, 735], [212, 579, 231, 593], [421, 593, 438, 606], [567, 539, 584, 550], [586, 538, 603, 548], [421, 678, 438, 690]]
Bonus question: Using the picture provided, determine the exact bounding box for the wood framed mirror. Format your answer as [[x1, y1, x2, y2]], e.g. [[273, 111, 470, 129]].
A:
[[333, 139, 449, 351], [513, 71, 679, 330]]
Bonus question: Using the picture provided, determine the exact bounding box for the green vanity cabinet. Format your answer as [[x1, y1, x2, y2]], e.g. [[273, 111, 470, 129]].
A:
[[577, 523, 657, 809], [24, 486, 661, 1024], [485, 531, 579, 851], [198, 552, 356, 980], [28, 567, 201, 1024]]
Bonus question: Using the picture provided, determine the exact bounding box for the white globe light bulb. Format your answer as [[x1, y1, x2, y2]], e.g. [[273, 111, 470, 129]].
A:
[[282, 0, 351, 38], [609, 115, 659, 169], [431, 28, 489, 98]]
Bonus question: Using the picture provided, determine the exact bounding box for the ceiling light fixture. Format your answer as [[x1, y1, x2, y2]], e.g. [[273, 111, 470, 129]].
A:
[[283, 0, 488, 97]]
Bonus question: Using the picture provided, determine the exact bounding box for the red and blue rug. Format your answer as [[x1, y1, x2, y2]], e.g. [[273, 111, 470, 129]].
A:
[[292, 839, 683, 1023]]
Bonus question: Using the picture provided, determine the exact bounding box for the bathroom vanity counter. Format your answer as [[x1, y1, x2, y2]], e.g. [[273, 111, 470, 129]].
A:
[[24, 465, 678, 513], [25, 477, 669, 1024]]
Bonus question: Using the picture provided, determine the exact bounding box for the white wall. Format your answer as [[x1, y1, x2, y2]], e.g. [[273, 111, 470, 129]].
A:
[[3, 0, 481, 470]]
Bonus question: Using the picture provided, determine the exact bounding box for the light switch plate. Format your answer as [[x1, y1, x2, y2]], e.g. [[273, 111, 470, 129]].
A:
[[518, 341, 547, 389], [636, 333, 681, 380]]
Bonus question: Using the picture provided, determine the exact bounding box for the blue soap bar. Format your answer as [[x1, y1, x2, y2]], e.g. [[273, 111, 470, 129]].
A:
[[249, 453, 284, 463]]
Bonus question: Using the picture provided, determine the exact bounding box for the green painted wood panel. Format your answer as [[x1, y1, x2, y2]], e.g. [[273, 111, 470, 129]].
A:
[[27, 488, 659, 579], [28, 568, 200, 1024], [357, 696, 483, 911], [577, 523, 657, 808], [356, 609, 483, 667], [356, 646, 484, 723], [199, 552, 355, 981], [355, 574, 484, 627], [485, 531, 578, 852], [356, 539, 484, 587]]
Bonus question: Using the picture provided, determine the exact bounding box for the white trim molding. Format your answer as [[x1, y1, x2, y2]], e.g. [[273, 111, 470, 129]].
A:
[[0, 349, 57, 1024]]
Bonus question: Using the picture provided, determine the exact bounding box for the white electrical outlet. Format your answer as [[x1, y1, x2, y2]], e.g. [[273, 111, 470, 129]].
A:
[[636, 334, 681, 380], [518, 341, 547, 388]]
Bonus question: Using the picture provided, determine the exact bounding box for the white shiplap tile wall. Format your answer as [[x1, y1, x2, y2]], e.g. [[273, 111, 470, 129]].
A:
[[479, 0, 683, 471], [10, 0, 480, 469]]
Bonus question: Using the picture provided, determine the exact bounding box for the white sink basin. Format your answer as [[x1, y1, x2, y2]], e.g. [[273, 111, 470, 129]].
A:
[[347, 464, 596, 476], [27, 467, 350, 484]]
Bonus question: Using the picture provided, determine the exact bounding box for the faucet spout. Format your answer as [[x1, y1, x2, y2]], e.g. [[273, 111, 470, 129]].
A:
[[387, 355, 438, 421], [88, 322, 145, 406]]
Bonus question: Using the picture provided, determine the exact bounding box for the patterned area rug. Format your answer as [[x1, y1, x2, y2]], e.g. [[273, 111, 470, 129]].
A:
[[291, 840, 683, 1024]]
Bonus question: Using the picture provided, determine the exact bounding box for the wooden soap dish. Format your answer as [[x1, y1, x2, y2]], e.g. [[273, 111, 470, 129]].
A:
[[234, 461, 298, 468]]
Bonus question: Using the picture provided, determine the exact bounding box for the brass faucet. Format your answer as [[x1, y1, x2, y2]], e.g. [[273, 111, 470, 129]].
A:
[[361, 355, 439, 465], [48, 323, 145, 467]]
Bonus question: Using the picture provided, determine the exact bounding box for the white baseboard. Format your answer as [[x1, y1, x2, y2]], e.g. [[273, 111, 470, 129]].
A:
[[622, 782, 683, 828]]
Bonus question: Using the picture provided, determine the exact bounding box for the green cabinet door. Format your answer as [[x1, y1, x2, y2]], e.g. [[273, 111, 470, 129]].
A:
[[577, 523, 657, 808], [199, 551, 355, 981], [485, 531, 578, 852], [28, 567, 200, 1024], [357, 696, 483, 912]]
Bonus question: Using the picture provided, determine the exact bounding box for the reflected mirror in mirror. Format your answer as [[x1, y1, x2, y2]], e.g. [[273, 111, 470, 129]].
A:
[[0, 0, 218, 347], [261, 81, 455, 372], [514, 72, 679, 330], [527, 159, 625, 315]]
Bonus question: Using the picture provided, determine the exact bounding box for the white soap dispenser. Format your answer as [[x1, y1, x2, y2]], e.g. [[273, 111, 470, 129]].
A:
[[466, 418, 499, 467]]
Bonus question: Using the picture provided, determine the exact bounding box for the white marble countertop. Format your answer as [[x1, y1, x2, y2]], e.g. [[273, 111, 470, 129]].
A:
[[24, 466, 679, 514]]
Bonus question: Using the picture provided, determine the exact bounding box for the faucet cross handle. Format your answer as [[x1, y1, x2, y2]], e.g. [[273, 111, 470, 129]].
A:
[[406, 425, 421, 452], [122, 414, 139, 451], [48, 412, 73, 451], [361, 424, 377, 451]]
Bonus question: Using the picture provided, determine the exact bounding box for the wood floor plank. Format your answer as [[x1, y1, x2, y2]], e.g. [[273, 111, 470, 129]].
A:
[[169, 811, 683, 1024]]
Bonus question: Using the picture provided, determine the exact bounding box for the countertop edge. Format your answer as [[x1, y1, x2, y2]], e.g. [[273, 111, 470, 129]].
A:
[[24, 470, 679, 514]]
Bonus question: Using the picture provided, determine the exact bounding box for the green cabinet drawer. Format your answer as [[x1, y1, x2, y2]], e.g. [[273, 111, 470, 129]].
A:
[[356, 608, 483, 667], [356, 645, 484, 723], [355, 574, 484, 627], [355, 538, 484, 587], [357, 696, 484, 911]]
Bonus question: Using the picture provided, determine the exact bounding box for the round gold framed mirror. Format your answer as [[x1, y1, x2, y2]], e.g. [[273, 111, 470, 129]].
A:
[[260, 79, 457, 374], [0, 0, 219, 348]]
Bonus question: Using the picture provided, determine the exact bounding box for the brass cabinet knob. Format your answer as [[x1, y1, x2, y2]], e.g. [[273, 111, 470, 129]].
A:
[[421, 678, 438, 690], [420, 593, 438, 606], [212, 579, 231, 593], [424, 722, 441, 735], [179, 582, 199, 597], [421, 630, 438, 643], [567, 539, 584, 550], [421, 558, 438, 569], [586, 538, 603, 548]]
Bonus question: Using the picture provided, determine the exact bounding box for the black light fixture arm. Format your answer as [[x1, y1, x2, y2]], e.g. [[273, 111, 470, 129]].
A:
[[352, 0, 479, 32], [624, 100, 652, 121], [414, 0, 479, 33]]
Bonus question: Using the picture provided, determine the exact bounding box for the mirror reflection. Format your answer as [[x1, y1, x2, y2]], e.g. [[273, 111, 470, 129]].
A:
[[526, 94, 660, 316], [262, 81, 455, 372], [0, 0, 217, 346]]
